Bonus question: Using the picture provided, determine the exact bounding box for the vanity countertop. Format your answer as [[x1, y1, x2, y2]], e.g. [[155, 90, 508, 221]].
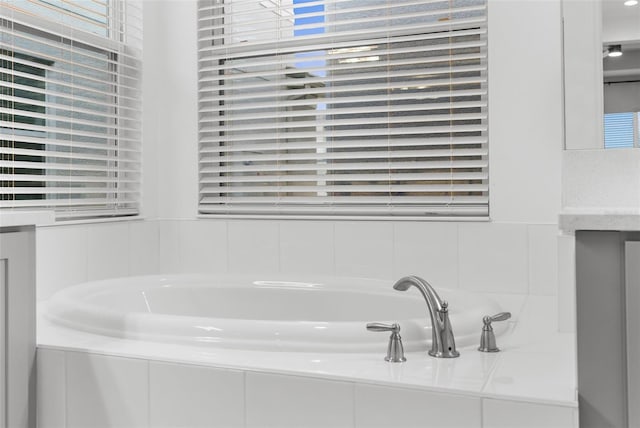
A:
[[559, 211, 640, 233], [0, 210, 55, 228]]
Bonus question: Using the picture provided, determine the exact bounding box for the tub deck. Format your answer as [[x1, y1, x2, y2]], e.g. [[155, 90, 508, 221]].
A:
[[38, 292, 577, 409]]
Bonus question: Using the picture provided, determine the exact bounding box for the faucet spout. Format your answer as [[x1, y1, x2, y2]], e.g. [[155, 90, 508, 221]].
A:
[[393, 275, 459, 358]]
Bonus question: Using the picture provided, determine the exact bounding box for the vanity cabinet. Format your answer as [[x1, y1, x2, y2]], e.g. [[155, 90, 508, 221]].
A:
[[626, 242, 640, 428], [0, 227, 36, 428], [575, 230, 640, 428]]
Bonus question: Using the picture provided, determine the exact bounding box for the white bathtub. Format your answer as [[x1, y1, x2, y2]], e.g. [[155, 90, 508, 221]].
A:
[[43, 274, 505, 353]]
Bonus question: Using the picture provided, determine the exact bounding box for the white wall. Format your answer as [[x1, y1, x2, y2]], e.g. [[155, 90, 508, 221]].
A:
[[36, 0, 566, 303]]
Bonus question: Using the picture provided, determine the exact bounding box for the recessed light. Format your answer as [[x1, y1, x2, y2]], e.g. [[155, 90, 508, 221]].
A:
[[624, 0, 638, 6], [607, 45, 623, 57]]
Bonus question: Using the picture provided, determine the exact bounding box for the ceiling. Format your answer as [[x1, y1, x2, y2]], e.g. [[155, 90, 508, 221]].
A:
[[602, 0, 640, 45]]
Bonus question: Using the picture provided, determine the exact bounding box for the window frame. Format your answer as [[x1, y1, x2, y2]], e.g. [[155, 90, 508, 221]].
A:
[[198, 0, 489, 220]]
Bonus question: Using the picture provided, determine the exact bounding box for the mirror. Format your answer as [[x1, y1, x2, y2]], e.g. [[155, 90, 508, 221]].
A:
[[602, 0, 640, 148], [562, 0, 640, 150]]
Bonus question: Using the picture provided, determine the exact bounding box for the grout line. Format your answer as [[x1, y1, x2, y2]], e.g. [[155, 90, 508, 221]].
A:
[[454, 223, 460, 289], [352, 381, 357, 428], [390, 222, 396, 280], [331, 222, 336, 276], [225, 220, 231, 274], [456, 223, 462, 290], [242, 371, 247, 428], [276, 221, 282, 274], [147, 360, 151, 428], [154, 220, 161, 275], [63, 350, 68, 428], [526, 225, 531, 295]]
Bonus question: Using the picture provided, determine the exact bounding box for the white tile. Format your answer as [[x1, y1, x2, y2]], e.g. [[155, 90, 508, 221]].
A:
[[129, 220, 160, 276], [158, 220, 181, 274], [500, 296, 564, 352], [245, 372, 354, 428], [355, 384, 481, 428], [528, 224, 559, 296], [66, 352, 148, 428], [393, 222, 458, 289], [458, 223, 528, 294], [227, 220, 279, 274], [334, 221, 393, 280], [279, 221, 334, 275], [87, 222, 130, 281], [36, 225, 88, 300], [179, 220, 227, 274], [483, 399, 578, 428], [149, 361, 244, 428], [557, 234, 576, 333], [37, 348, 66, 428], [483, 350, 576, 406]]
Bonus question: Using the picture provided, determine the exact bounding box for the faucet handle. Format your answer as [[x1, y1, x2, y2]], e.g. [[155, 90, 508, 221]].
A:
[[478, 312, 511, 353], [366, 322, 406, 363], [484, 312, 511, 324], [366, 322, 400, 333]]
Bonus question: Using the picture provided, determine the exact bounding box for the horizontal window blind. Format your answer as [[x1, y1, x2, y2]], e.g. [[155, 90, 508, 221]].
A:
[[198, 0, 488, 217], [604, 112, 638, 149], [0, 0, 142, 220]]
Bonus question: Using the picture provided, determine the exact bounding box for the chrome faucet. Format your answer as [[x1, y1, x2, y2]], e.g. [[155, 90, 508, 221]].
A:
[[393, 275, 459, 358]]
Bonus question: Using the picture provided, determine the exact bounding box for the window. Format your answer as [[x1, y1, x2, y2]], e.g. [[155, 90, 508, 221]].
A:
[[0, 0, 142, 220], [197, 0, 488, 218], [604, 112, 639, 149]]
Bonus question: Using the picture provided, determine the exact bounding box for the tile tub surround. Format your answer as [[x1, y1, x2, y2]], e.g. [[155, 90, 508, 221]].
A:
[[36, 219, 562, 300], [37, 295, 578, 428]]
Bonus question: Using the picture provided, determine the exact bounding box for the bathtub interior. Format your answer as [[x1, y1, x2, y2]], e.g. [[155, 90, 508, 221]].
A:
[[43, 274, 507, 353]]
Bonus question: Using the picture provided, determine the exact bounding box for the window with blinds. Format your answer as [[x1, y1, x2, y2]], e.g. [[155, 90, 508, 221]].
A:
[[198, 0, 488, 218], [604, 112, 639, 149], [0, 0, 142, 220]]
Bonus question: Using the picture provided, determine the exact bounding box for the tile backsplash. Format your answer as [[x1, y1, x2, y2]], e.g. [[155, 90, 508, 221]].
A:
[[35, 218, 561, 301]]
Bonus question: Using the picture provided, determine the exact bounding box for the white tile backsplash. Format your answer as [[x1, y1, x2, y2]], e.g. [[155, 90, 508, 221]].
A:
[[355, 384, 481, 428], [393, 222, 459, 289], [36, 225, 88, 300], [528, 224, 558, 296], [36, 219, 562, 299], [158, 219, 182, 274], [227, 220, 280, 274], [149, 361, 244, 428], [128, 220, 159, 276], [458, 223, 529, 294], [334, 221, 393, 280], [66, 352, 148, 428], [33, 214, 567, 334], [482, 399, 578, 428], [279, 221, 334, 275], [179, 220, 227, 274], [245, 372, 354, 428], [87, 223, 130, 281]]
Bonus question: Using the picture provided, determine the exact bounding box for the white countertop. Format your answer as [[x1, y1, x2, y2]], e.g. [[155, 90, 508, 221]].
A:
[[0, 210, 54, 228], [560, 210, 640, 233]]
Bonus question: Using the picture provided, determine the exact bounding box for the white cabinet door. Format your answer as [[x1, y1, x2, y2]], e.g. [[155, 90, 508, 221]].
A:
[[0, 230, 36, 428]]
